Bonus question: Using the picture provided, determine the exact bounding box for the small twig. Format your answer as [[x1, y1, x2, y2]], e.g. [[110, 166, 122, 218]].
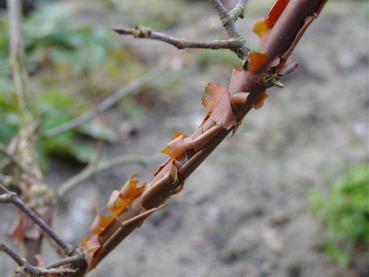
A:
[[0, 243, 76, 276], [209, 0, 240, 38], [0, 184, 73, 254], [0, 143, 37, 178], [45, 253, 85, 269], [44, 65, 164, 137], [114, 26, 247, 59], [57, 155, 150, 199], [229, 0, 248, 21]]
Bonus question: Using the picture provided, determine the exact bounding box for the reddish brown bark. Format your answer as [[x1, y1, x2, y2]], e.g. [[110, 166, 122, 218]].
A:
[[78, 0, 329, 274]]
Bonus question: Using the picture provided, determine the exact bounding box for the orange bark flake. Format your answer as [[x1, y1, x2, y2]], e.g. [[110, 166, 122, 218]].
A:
[[252, 0, 289, 38], [107, 174, 146, 215], [82, 236, 101, 271], [161, 132, 191, 158], [10, 212, 27, 241], [252, 18, 270, 38], [248, 52, 269, 74], [90, 212, 115, 235], [201, 82, 236, 128]]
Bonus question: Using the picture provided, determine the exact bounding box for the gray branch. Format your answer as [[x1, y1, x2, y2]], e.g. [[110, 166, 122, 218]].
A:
[[114, 26, 248, 59], [209, 0, 249, 39], [0, 243, 76, 276], [0, 184, 73, 254]]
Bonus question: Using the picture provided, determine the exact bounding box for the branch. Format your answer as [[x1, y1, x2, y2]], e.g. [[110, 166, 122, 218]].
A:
[[44, 65, 164, 137], [0, 243, 76, 276], [114, 26, 248, 59], [57, 155, 150, 199], [77, 0, 328, 273], [0, 184, 73, 254], [45, 253, 85, 270]]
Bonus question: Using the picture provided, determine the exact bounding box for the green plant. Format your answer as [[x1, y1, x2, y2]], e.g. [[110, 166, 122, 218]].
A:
[[0, 2, 141, 164], [310, 164, 369, 266]]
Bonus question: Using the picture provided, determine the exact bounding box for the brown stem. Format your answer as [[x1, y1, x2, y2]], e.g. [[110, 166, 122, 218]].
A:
[[0, 184, 73, 254]]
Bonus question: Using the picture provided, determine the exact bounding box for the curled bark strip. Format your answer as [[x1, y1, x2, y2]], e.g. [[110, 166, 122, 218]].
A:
[[201, 82, 236, 129], [162, 126, 224, 159], [141, 171, 173, 209], [230, 92, 250, 105], [248, 51, 269, 75], [253, 91, 269, 110]]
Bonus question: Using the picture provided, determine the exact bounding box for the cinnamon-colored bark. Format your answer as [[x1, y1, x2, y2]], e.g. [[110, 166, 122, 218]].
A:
[[79, 0, 328, 274]]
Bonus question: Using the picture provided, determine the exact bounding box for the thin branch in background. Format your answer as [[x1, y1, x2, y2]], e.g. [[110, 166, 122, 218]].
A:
[[0, 143, 37, 178], [114, 26, 247, 59], [57, 155, 150, 199], [0, 184, 73, 254], [7, 0, 28, 115], [0, 243, 76, 277], [7, 0, 42, 181], [44, 65, 164, 137]]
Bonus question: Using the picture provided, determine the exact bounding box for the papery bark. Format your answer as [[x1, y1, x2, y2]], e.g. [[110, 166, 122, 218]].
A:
[[78, 0, 328, 274]]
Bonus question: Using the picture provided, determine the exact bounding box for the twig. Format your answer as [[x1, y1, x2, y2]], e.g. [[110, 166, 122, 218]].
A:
[[0, 143, 37, 178], [0, 184, 73, 254], [44, 65, 164, 137], [229, 0, 248, 21], [45, 253, 85, 269], [0, 242, 76, 276], [57, 155, 149, 199], [209, 0, 240, 38], [114, 26, 247, 59]]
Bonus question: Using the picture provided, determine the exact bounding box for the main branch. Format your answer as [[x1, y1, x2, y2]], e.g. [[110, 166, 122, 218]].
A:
[[77, 0, 328, 275]]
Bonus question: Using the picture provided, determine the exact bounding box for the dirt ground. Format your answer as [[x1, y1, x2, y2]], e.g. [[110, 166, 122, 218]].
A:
[[1, 0, 368, 276]]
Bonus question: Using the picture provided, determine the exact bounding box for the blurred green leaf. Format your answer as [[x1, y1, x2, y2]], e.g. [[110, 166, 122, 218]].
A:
[[309, 164, 369, 266]]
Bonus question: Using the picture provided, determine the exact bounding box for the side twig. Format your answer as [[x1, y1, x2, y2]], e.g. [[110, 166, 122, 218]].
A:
[[45, 253, 85, 270], [114, 26, 247, 59], [229, 0, 248, 20], [0, 243, 76, 276], [0, 184, 73, 254], [209, 0, 247, 39]]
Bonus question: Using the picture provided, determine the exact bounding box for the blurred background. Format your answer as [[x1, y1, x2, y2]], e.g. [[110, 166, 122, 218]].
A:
[[0, 0, 368, 276]]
